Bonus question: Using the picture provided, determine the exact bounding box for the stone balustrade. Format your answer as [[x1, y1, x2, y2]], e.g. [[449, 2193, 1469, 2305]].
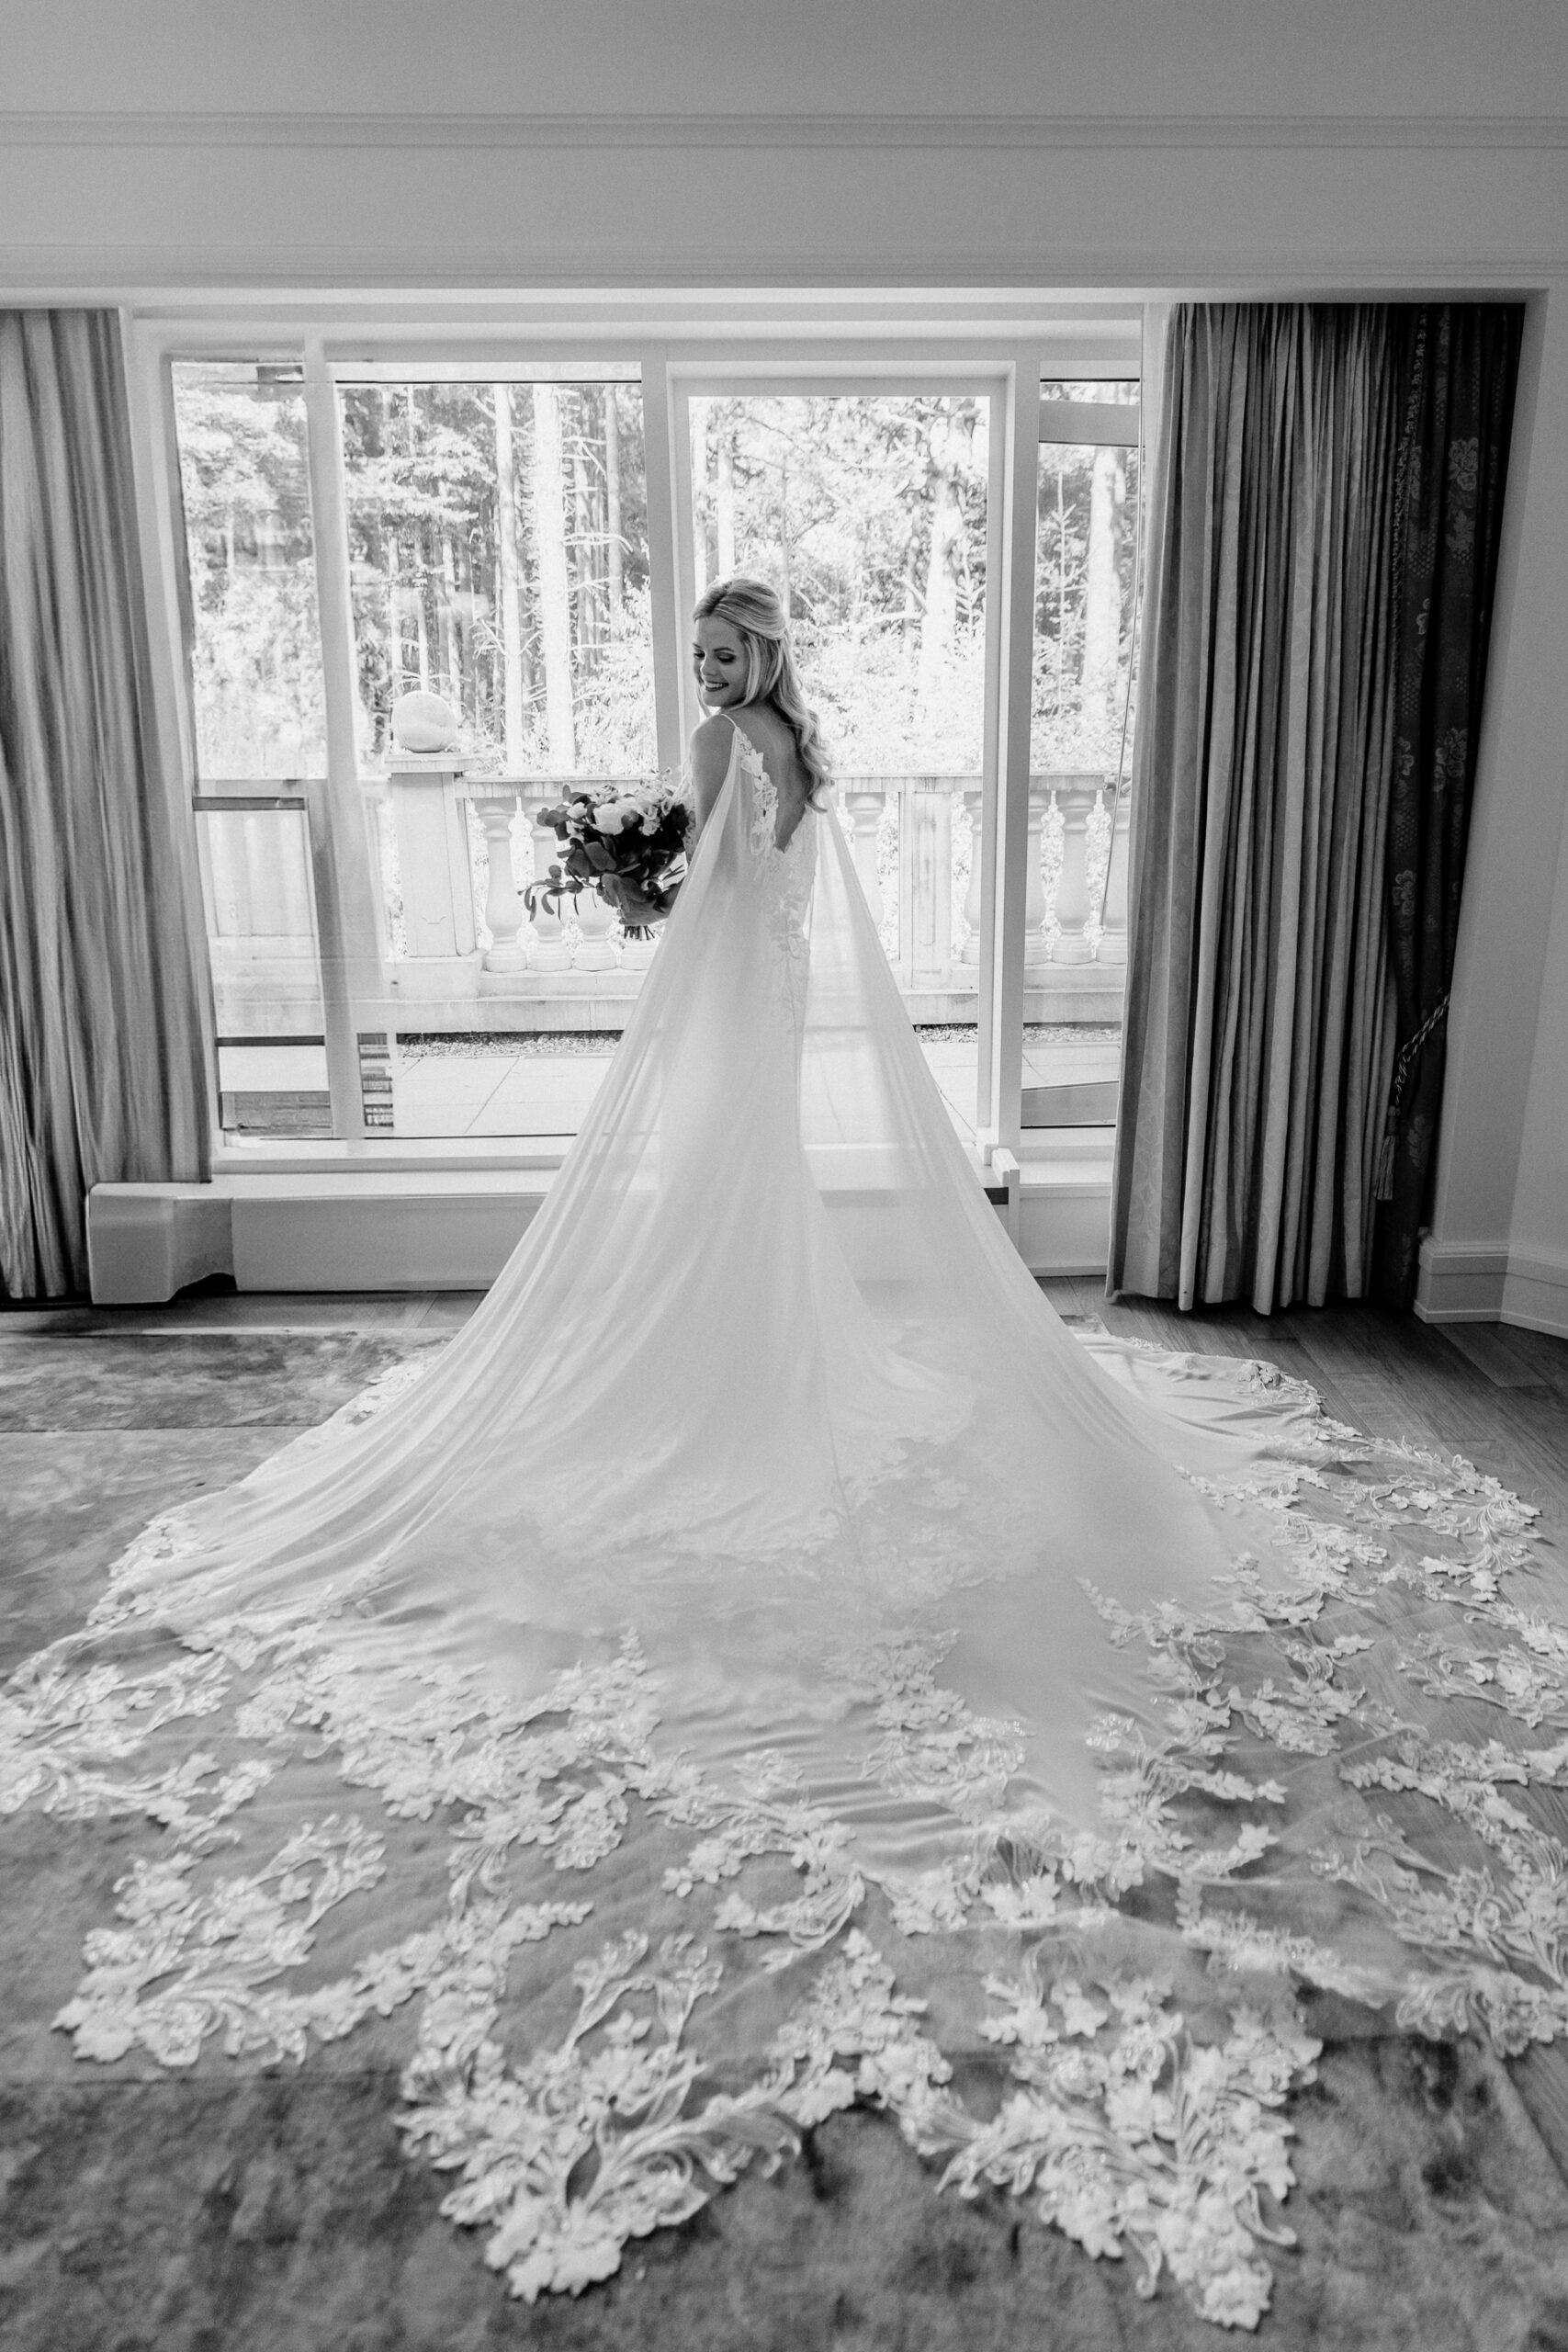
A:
[[211, 757, 1134, 1034]]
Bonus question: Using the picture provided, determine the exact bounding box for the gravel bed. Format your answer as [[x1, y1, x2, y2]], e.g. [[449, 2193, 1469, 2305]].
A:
[[398, 1023, 1123, 1063], [397, 1033, 623, 1060]]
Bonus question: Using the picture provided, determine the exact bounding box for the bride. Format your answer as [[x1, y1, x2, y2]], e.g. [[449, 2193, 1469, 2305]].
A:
[[12, 577, 1554, 2328], [111, 576, 1260, 1819]]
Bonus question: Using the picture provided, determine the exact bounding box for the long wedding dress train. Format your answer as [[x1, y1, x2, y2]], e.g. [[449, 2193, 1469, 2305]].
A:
[[7, 722, 1562, 2328], [112, 721, 1271, 1835]]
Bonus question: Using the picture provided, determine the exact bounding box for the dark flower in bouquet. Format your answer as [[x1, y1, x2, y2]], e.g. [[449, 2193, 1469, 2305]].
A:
[[524, 779, 690, 940]]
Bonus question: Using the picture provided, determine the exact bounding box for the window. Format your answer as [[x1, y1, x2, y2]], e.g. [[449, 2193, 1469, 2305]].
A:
[[152, 321, 1143, 1163], [688, 390, 992, 1131], [336, 377, 655, 1138], [171, 361, 332, 1137], [1016, 379, 1141, 1136]]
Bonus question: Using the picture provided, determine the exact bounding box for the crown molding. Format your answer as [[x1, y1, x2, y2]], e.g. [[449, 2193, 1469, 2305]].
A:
[[3, 109, 1568, 153], [0, 249, 1557, 300]]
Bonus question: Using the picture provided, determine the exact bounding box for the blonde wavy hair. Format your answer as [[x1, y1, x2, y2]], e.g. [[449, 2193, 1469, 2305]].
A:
[[693, 575, 832, 805]]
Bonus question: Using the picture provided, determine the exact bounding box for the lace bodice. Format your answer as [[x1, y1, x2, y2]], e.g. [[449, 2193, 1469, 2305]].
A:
[[732, 724, 816, 1029]]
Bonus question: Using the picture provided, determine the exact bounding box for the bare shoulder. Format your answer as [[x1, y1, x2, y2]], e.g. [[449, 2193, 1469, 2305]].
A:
[[691, 712, 736, 757], [688, 714, 738, 827], [689, 714, 737, 780]]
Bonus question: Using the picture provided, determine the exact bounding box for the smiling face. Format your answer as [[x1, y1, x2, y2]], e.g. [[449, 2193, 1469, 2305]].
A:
[[693, 616, 752, 709]]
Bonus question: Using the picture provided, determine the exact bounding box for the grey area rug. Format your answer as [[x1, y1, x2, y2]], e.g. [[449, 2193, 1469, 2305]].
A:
[[5, 1328, 1568, 2351]]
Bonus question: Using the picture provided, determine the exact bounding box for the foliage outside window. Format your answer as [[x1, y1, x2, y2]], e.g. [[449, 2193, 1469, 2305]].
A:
[[1032, 381, 1142, 777], [170, 362, 328, 781], [340, 382, 655, 778], [690, 394, 988, 776]]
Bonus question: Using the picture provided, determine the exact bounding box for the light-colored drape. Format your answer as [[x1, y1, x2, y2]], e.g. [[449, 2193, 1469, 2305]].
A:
[[0, 310, 209, 1298], [1110, 305, 1402, 1313]]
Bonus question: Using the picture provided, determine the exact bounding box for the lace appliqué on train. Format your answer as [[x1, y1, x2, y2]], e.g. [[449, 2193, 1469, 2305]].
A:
[[8, 1345, 1564, 2331]]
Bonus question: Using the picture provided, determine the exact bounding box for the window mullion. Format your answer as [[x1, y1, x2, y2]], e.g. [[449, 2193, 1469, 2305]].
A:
[[640, 345, 689, 780], [303, 339, 384, 1143], [976, 346, 1042, 1158]]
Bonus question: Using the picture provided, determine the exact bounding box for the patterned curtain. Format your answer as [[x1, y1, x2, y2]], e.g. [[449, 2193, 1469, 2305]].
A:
[[1110, 306, 1404, 1312], [0, 311, 209, 1298], [1369, 306, 1524, 1308]]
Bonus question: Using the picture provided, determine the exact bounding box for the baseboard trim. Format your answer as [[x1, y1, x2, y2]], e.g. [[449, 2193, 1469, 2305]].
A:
[[1415, 1239, 1509, 1324], [1501, 1249, 1568, 1340], [1416, 1237, 1568, 1338], [89, 1170, 1114, 1301]]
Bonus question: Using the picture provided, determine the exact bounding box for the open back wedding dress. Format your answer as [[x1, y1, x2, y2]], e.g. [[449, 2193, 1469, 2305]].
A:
[[8, 721, 1562, 2327]]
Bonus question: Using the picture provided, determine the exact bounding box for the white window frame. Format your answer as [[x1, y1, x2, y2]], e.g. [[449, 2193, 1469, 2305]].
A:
[[120, 300, 1141, 1178]]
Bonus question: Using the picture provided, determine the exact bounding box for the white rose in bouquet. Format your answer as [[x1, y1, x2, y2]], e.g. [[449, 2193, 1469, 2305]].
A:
[[596, 804, 632, 836]]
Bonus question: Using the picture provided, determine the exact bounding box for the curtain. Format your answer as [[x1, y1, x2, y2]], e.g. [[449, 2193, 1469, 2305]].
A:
[[1369, 305, 1524, 1308], [1110, 306, 1404, 1312], [0, 311, 209, 1299]]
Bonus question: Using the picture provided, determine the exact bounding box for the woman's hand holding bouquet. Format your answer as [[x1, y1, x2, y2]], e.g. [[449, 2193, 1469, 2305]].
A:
[[525, 778, 689, 941]]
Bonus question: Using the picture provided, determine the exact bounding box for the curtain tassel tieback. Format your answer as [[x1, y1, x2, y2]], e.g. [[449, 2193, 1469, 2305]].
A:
[[1374, 992, 1450, 1202]]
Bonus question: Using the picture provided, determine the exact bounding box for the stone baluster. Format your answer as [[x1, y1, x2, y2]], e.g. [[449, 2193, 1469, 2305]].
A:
[[1051, 779, 1100, 965], [1025, 776, 1053, 968], [841, 787, 888, 933], [470, 791, 529, 981], [959, 786, 984, 965], [909, 780, 954, 991], [1097, 782, 1132, 966], [523, 788, 572, 973], [573, 879, 620, 973], [619, 922, 659, 974]]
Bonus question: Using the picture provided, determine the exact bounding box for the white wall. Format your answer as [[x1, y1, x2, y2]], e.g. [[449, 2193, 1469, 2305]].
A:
[[6, 1, 1568, 121], [4, 0, 1567, 1320], [1421, 294, 1568, 1331], [1502, 745, 1568, 1333]]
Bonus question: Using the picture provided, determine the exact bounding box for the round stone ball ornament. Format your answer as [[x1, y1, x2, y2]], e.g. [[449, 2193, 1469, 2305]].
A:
[[390, 691, 460, 754]]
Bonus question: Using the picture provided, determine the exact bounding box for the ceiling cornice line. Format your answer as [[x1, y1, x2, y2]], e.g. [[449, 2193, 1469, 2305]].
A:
[[2, 110, 1567, 153], [0, 251, 1557, 292]]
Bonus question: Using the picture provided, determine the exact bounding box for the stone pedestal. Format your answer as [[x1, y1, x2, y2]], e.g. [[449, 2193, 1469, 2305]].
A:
[[388, 752, 481, 1001]]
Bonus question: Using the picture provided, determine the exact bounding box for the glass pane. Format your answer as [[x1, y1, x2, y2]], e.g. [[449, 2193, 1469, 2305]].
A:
[[170, 363, 328, 781], [341, 380, 654, 777], [1017, 380, 1140, 1133], [340, 379, 655, 1138], [195, 800, 331, 1138], [689, 392, 988, 1124]]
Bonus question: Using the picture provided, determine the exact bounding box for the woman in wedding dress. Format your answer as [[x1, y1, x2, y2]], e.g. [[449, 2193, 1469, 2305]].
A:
[[109, 578, 1269, 1826], [11, 578, 1557, 2328]]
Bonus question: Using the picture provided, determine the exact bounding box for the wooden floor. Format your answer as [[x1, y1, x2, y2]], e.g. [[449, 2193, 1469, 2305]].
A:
[[6, 1276, 1564, 1544], [1043, 1277, 1568, 1551]]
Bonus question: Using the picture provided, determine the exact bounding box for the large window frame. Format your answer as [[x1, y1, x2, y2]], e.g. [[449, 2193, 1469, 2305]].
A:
[[122, 301, 1143, 1176]]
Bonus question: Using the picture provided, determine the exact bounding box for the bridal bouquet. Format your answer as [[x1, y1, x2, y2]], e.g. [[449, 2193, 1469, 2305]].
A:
[[525, 777, 689, 940]]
